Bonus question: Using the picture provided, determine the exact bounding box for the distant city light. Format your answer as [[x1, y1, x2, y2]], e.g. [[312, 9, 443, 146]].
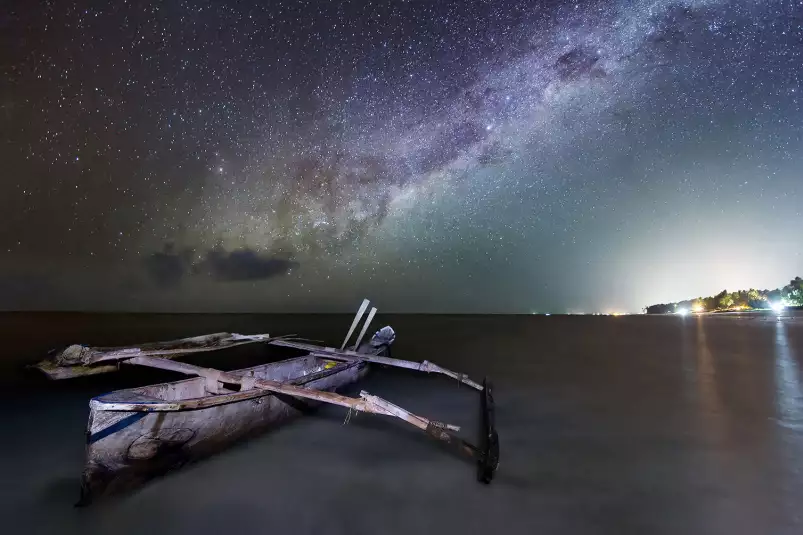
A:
[[770, 302, 785, 313]]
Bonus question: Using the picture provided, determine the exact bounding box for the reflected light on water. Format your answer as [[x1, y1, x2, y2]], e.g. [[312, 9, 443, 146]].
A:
[[774, 320, 803, 430], [695, 317, 726, 440]]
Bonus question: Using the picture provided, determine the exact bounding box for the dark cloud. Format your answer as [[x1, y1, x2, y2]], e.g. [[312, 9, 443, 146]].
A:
[[477, 143, 512, 167], [271, 152, 403, 248], [143, 244, 193, 289], [554, 47, 604, 81], [419, 121, 486, 174], [645, 4, 713, 53], [195, 248, 299, 282], [144, 245, 296, 286]]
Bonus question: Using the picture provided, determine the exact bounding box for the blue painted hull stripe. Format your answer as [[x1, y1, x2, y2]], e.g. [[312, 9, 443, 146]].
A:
[[88, 412, 148, 444]]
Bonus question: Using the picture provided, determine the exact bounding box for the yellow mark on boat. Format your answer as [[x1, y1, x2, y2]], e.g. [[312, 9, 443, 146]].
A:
[[324, 361, 337, 369]]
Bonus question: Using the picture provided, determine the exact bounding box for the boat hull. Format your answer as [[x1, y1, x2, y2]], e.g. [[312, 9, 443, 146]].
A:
[[80, 355, 368, 504]]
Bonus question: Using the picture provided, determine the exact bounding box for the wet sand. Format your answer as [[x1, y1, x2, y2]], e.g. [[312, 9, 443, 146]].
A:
[[1, 311, 802, 534]]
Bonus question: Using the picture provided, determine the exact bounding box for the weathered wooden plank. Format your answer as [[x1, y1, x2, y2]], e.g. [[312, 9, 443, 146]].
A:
[[91, 361, 360, 412], [32, 359, 119, 379]]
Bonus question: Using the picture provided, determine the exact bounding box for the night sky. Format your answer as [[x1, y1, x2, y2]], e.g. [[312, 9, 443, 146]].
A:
[[2, 0, 802, 313]]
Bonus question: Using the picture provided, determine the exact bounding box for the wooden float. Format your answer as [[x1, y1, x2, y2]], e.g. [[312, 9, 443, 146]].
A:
[[33, 299, 500, 504]]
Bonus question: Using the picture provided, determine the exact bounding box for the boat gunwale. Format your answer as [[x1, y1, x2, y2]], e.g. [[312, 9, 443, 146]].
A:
[[90, 356, 364, 412]]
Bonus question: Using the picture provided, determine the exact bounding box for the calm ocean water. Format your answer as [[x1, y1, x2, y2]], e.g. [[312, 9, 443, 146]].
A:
[[1, 311, 802, 534]]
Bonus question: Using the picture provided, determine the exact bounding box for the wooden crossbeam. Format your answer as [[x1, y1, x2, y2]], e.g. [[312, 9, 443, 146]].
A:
[[121, 356, 461, 436], [269, 339, 484, 391]]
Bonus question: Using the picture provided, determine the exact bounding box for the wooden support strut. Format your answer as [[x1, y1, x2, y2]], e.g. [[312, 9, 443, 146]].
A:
[[118, 356, 462, 438]]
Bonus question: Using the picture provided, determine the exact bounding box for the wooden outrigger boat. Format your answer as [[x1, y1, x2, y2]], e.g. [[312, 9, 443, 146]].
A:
[[33, 300, 499, 504]]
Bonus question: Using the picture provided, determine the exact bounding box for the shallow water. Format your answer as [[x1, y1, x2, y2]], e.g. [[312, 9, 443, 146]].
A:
[[1, 311, 802, 534]]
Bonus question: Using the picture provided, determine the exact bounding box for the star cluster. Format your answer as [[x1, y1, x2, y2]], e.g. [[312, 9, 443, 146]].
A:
[[2, 0, 802, 312]]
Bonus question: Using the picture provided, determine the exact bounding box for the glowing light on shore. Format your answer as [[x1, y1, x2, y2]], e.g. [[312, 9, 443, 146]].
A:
[[771, 302, 785, 314], [676, 308, 689, 316], [692, 303, 705, 313]]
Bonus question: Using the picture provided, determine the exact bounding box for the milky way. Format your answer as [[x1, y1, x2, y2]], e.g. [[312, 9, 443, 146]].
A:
[[2, 0, 802, 312]]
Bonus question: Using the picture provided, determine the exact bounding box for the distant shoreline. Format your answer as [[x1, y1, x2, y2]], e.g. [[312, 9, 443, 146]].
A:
[[648, 307, 803, 316], [645, 277, 803, 315]]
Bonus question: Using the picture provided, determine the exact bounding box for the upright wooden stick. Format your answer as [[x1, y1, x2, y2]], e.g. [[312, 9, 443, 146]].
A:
[[340, 298, 370, 350], [353, 307, 377, 350]]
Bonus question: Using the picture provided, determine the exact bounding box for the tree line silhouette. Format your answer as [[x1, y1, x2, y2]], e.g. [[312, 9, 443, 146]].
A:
[[645, 277, 803, 314]]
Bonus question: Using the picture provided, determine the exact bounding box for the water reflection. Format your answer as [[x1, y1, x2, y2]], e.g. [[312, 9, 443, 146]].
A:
[[689, 317, 764, 533], [774, 319, 803, 430], [679, 316, 696, 402], [695, 316, 726, 439]]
